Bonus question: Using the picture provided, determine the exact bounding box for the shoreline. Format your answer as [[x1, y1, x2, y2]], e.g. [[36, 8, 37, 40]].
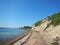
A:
[[13, 31, 32, 45], [0, 31, 30, 45]]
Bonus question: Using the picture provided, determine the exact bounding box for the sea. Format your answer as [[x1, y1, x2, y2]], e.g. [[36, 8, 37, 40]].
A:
[[0, 28, 27, 43]]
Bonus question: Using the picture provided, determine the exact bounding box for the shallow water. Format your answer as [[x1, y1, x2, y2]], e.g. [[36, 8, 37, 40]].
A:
[[0, 28, 27, 42]]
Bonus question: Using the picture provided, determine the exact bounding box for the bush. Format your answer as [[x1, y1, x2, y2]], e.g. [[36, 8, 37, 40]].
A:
[[51, 36, 60, 45], [24, 26, 32, 29], [51, 42, 59, 45], [53, 37, 60, 41]]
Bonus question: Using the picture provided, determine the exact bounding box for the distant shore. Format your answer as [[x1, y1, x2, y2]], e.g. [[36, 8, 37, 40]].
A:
[[0, 31, 29, 45]]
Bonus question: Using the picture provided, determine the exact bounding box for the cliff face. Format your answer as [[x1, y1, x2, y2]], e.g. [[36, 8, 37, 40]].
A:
[[32, 12, 60, 45]]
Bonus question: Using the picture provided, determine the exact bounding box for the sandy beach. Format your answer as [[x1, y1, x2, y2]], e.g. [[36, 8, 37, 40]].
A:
[[22, 31, 47, 45], [0, 30, 48, 45]]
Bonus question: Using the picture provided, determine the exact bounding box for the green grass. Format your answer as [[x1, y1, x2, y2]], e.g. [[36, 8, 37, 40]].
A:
[[34, 20, 42, 27], [44, 12, 60, 31], [48, 12, 60, 26], [34, 12, 60, 30]]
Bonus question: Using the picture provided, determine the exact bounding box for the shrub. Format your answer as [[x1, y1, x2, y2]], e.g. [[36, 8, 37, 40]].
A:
[[51, 42, 59, 45], [53, 37, 60, 41], [24, 26, 32, 29]]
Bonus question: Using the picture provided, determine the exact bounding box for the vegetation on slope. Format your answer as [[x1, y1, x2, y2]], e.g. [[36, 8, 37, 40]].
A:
[[34, 12, 60, 30], [48, 12, 60, 26], [44, 12, 60, 30], [34, 20, 42, 27]]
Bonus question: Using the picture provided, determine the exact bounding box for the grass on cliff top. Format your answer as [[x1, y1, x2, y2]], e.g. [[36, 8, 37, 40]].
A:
[[34, 12, 60, 27], [48, 12, 60, 26], [34, 20, 42, 27], [44, 12, 60, 31], [34, 12, 60, 31]]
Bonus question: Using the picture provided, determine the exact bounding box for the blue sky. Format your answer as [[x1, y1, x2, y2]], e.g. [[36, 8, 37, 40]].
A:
[[0, 0, 60, 28]]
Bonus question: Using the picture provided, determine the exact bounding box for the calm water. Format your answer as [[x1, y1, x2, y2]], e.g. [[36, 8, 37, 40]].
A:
[[0, 28, 27, 42]]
